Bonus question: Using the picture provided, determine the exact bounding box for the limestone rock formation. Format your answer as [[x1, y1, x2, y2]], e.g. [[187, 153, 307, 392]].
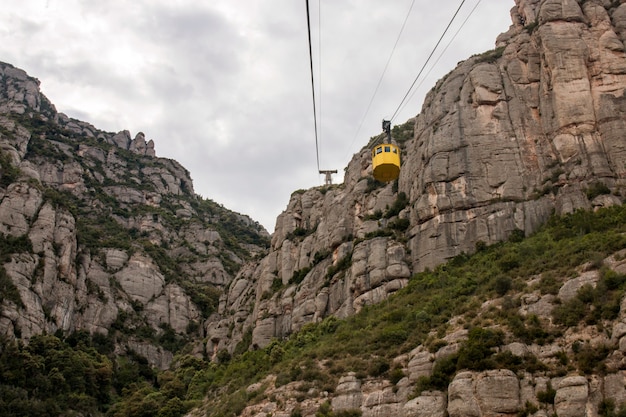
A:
[[193, 0, 626, 413], [223, 246, 626, 416], [0, 62, 269, 368], [207, 0, 626, 358], [6, 0, 626, 415]]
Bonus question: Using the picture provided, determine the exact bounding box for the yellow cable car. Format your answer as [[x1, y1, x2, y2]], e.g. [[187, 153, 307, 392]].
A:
[[372, 120, 400, 182]]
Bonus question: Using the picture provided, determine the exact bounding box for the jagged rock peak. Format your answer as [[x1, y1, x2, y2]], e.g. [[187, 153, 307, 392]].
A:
[[0, 60, 270, 369], [0, 61, 157, 157]]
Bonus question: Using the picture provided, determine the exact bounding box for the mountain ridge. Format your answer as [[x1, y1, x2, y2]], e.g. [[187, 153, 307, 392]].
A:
[[0, 60, 269, 367], [4, 0, 626, 416]]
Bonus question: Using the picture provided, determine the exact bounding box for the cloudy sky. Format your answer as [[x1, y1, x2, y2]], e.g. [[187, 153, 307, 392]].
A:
[[2, 0, 514, 232]]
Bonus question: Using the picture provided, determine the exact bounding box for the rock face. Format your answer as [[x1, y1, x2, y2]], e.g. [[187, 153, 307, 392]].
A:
[[404, 0, 626, 271], [5, 0, 626, 414], [448, 370, 521, 417], [0, 62, 269, 368], [227, 247, 626, 417], [207, 0, 626, 356]]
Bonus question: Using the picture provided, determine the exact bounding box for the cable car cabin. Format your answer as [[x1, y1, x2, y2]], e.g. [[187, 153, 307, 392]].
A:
[[372, 143, 400, 182]]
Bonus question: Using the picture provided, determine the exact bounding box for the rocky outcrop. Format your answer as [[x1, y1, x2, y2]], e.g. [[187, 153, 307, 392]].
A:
[[223, 245, 626, 417], [206, 224, 412, 356], [403, 0, 626, 271], [448, 370, 520, 417], [0, 61, 269, 368]]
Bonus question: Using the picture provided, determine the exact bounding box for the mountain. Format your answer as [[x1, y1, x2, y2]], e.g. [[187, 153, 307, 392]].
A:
[[3, 0, 626, 416], [0, 61, 270, 369], [207, 0, 626, 355], [193, 0, 626, 415]]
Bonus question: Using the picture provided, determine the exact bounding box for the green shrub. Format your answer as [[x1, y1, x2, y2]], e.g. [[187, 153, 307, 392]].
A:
[[508, 229, 525, 243], [0, 233, 33, 261], [507, 313, 552, 345], [313, 249, 331, 264], [536, 382, 556, 404], [364, 229, 394, 239], [389, 218, 410, 231], [599, 399, 616, 417], [287, 225, 317, 241], [474, 46, 505, 63], [552, 297, 586, 326], [293, 227, 308, 237], [389, 367, 405, 385], [365, 177, 385, 192], [392, 121, 414, 143], [573, 342, 611, 374], [525, 20, 539, 34], [233, 328, 253, 357], [519, 400, 539, 417], [364, 210, 383, 221], [367, 357, 390, 377], [290, 266, 311, 285], [385, 192, 408, 218], [213, 389, 247, 417], [0, 150, 20, 188], [494, 275, 512, 296], [601, 267, 626, 290], [180, 282, 221, 319], [426, 354, 457, 391], [316, 401, 333, 417], [157, 323, 187, 353], [0, 267, 23, 308], [271, 277, 284, 293], [456, 327, 504, 371], [537, 271, 560, 295], [216, 349, 232, 364], [586, 182, 611, 200], [553, 265, 626, 327], [327, 254, 352, 279], [498, 252, 520, 272], [0, 334, 114, 415]]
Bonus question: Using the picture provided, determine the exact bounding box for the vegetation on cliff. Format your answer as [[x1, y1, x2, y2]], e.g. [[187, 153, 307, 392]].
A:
[[2, 204, 625, 416], [0, 102, 270, 339]]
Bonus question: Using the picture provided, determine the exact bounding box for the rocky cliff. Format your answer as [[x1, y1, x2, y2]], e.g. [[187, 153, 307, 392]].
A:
[[0, 62, 269, 368], [4, 0, 626, 416], [207, 0, 626, 357], [202, 0, 626, 414]]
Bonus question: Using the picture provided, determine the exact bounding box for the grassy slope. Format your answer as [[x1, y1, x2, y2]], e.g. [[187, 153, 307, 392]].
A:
[[160, 204, 626, 416]]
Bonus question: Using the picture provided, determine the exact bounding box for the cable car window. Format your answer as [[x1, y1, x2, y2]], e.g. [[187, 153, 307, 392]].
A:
[[393, 148, 397, 153], [376, 147, 382, 154], [384, 146, 391, 152]]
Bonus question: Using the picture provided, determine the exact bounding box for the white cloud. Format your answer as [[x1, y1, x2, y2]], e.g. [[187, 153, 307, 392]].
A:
[[1, 0, 514, 231]]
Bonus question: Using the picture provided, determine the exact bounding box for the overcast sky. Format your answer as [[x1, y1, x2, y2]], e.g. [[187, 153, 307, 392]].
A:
[[2, 0, 514, 232]]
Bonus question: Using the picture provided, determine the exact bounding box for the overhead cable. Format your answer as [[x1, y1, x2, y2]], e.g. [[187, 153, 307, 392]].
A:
[[390, 0, 467, 123], [345, 0, 417, 158], [305, 0, 321, 171], [397, 0, 483, 117], [318, 0, 323, 166]]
